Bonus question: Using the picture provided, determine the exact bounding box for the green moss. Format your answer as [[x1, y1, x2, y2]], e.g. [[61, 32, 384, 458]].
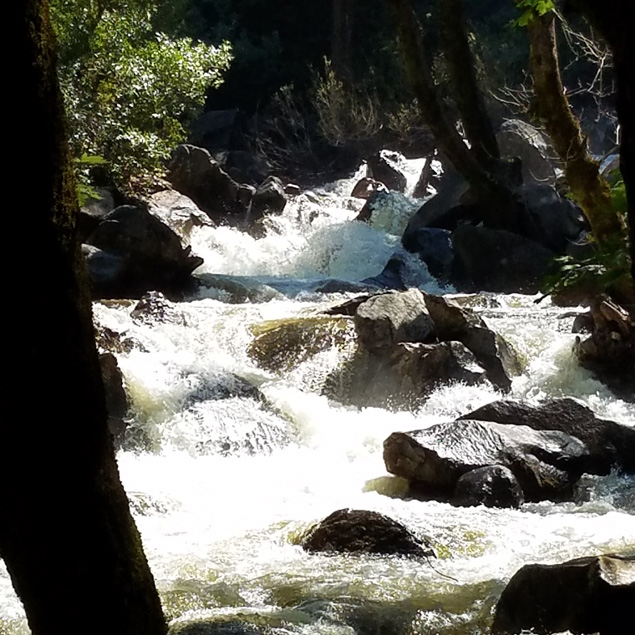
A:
[[248, 316, 355, 372]]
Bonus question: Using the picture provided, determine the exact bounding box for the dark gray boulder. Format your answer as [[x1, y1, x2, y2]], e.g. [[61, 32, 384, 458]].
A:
[[148, 189, 214, 241], [301, 508, 434, 558], [423, 294, 522, 392], [383, 419, 592, 502], [353, 289, 434, 350], [167, 144, 248, 225], [85, 205, 203, 299], [367, 152, 407, 192], [247, 176, 287, 227], [459, 397, 635, 474], [453, 465, 524, 508], [574, 296, 635, 402], [492, 553, 635, 635], [403, 228, 453, 281], [496, 119, 557, 187], [360, 255, 408, 290], [450, 225, 556, 294], [325, 340, 486, 410]]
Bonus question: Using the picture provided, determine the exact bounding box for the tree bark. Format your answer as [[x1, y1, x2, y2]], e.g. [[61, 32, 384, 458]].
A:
[[567, 0, 635, 287], [527, 11, 624, 245], [383, 0, 522, 230], [437, 0, 500, 168], [0, 2, 167, 633]]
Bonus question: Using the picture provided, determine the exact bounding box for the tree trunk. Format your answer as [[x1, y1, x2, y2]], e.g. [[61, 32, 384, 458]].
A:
[[383, 0, 522, 230], [567, 0, 635, 287], [527, 11, 624, 245], [437, 0, 500, 168], [0, 2, 167, 633]]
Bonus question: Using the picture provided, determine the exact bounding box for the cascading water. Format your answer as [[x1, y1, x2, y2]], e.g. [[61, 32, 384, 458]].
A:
[[1, 160, 633, 634]]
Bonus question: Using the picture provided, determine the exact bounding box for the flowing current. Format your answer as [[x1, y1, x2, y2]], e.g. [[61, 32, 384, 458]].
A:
[[2, 160, 634, 633]]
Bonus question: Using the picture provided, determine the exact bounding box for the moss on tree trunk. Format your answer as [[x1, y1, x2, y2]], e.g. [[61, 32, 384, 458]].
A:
[[0, 2, 167, 633], [527, 11, 623, 245]]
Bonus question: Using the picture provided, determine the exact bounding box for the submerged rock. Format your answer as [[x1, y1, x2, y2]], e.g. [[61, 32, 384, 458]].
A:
[[492, 553, 635, 635], [459, 397, 635, 474], [383, 419, 592, 502], [301, 508, 434, 558]]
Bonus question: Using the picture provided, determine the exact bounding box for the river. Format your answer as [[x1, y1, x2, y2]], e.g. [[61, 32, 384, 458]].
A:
[[1, 160, 633, 634]]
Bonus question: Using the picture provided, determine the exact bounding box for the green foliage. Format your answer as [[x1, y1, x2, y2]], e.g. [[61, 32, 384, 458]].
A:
[[74, 153, 107, 206], [51, 0, 232, 190], [543, 172, 630, 298], [513, 0, 556, 27]]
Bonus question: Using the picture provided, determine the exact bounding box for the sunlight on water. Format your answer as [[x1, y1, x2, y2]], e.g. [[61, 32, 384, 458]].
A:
[[2, 161, 633, 634]]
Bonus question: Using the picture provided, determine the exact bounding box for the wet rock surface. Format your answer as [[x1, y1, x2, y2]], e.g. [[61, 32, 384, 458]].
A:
[[492, 553, 635, 635], [301, 509, 434, 558], [453, 465, 524, 508], [459, 397, 635, 474], [383, 419, 592, 503]]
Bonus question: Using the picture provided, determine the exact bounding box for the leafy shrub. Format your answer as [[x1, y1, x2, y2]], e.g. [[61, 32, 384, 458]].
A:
[[52, 0, 231, 191]]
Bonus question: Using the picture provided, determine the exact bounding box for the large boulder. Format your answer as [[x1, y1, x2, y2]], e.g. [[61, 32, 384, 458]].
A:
[[301, 508, 434, 558], [383, 419, 593, 502], [450, 225, 556, 293], [353, 289, 434, 350], [496, 118, 558, 187], [246, 175, 287, 228], [85, 204, 203, 299], [574, 296, 635, 401], [423, 294, 521, 392], [167, 144, 248, 225], [458, 397, 635, 474], [326, 290, 520, 408], [148, 189, 214, 241], [492, 553, 635, 635], [367, 152, 407, 192], [519, 183, 586, 252], [326, 340, 486, 410]]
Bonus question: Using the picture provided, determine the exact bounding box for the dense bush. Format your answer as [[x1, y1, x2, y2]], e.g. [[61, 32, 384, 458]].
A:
[[51, 0, 231, 190]]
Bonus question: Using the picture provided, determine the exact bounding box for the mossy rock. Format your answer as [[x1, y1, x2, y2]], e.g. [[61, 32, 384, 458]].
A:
[[248, 316, 355, 372]]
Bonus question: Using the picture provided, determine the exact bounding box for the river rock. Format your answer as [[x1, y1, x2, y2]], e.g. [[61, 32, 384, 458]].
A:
[[450, 225, 556, 294], [360, 255, 408, 290], [574, 296, 635, 401], [354, 289, 433, 350], [491, 553, 635, 635], [167, 144, 248, 225], [247, 175, 287, 226], [459, 397, 635, 474], [248, 316, 355, 372], [148, 189, 214, 241], [496, 118, 557, 187], [367, 152, 407, 192], [301, 509, 434, 558], [325, 340, 486, 410], [423, 294, 521, 391], [383, 419, 592, 502], [402, 228, 453, 281], [350, 177, 388, 200], [453, 465, 524, 508], [84, 204, 203, 299]]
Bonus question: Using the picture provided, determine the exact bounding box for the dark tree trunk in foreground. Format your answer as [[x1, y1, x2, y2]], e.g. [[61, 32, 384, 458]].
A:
[[527, 11, 623, 245], [569, 0, 635, 289], [383, 0, 523, 230], [0, 2, 167, 633]]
